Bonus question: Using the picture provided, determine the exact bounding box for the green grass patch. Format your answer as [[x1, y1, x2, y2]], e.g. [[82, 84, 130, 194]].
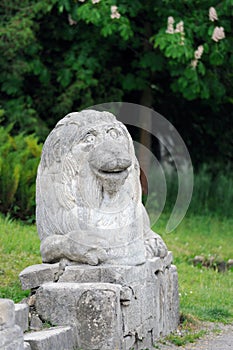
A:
[[166, 329, 206, 346], [154, 213, 233, 324], [0, 213, 232, 325], [0, 214, 41, 302]]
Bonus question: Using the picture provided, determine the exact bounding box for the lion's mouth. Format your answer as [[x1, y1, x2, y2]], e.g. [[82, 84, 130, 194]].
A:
[[99, 168, 127, 174], [97, 168, 129, 179], [92, 158, 131, 179]]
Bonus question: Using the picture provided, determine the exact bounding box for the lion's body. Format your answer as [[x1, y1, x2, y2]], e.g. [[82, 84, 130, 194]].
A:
[[36, 110, 167, 265]]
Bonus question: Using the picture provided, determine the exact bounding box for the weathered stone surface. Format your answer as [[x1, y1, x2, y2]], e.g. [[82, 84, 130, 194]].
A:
[[23, 342, 31, 350], [24, 326, 75, 350], [29, 313, 43, 331], [59, 262, 147, 284], [0, 298, 15, 331], [163, 250, 173, 267], [0, 325, 24, 350], [35, 282, 122, 349], [19, 263, 59, 290], [36, 110, 168, 266], [58, 254, 172, 284], [32, 261, 179, 349], [153, 265, 180, 340], [15, 303, 29, 332]]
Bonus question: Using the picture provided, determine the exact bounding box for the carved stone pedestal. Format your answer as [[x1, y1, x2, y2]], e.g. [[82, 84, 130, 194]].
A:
[[20, 253, 179, 350]]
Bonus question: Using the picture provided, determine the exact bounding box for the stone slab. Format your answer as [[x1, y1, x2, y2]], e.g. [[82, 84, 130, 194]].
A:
[[15, 303, 29, 332], [33, 262, 179, 350], [59, 263, 147, 284], [58, 254, 172, 285], [0, 298, 15, 331], [35, 282, 123, 349], [24, 326, 75, 350], [19, 263, 59, 290], [0, 325, 24, 349]]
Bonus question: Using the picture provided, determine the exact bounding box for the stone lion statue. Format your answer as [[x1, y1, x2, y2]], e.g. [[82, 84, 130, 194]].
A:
[[36, 110, 167, 265]]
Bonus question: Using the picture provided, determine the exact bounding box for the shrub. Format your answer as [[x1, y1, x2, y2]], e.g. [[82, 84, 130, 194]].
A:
[[146, 163, 233, 219], [0, 124, 42, 221]]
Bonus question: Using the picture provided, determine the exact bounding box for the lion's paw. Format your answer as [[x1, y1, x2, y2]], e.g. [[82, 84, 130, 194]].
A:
[[145, 235, 168, 259], [84, 247, 108, 265]]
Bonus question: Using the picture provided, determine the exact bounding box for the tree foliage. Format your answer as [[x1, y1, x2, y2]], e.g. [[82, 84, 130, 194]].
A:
[[0, 124, 42, 220], [0, 0, 232, 165]]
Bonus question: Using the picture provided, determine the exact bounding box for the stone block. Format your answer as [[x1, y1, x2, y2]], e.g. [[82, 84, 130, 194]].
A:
[[24, 342, 31, 350], [19, 263, 59, 290], [167, 265, 180, 333], [32, 262, 179, 349], [59, 263, 147, 285], [30, 313, 43, 331], [121, 285, 141, 335], [36, 282, 123, 349], [123, 334, 135, 350], [24, 326, 75, 350], [0, 325, 24, 350], [0, 298, 15, 331], [15, 303, 29, 332]]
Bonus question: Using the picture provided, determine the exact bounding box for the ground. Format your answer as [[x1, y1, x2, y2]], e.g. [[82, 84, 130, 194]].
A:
[[153, 322, 233, 350]]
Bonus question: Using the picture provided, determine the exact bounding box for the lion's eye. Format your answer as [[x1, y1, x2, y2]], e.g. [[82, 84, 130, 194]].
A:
[[108, 129, 118, 139], [84, 134, 96, 143]]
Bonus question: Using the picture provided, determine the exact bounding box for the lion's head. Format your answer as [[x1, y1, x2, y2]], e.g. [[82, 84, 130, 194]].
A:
[[36, 110, 147, 265]]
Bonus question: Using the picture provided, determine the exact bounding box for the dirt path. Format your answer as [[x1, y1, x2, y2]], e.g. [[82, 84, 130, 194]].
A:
[[153, 322, 233, 350]]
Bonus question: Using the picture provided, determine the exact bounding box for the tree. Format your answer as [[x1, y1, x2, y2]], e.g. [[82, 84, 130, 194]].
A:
[[0, 0, 232, 165]]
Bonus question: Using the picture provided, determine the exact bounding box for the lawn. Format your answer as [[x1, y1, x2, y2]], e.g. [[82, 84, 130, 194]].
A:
[[154, 214, 233, 323], [0, 213, 232, 323]]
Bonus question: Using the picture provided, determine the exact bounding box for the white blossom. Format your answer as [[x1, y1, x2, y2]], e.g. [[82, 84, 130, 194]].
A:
[[194, 45, 204, 60], [175, 21, 184, 34], [79, 0, 85, 2], [191, 45, 204, 68], [92, 0, 100, 3], [68, 14, 77, 26], [166, 25, 174, 34], [111, 5, 121, 19], [168, 16, 175, 25], [209, 7, 218, 21], [166, 16, 175, 34], [191, 59, 198, 68], [212, 26, 225, 42]]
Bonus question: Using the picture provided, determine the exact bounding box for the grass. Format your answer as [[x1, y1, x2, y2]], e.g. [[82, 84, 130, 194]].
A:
[[153, 213, 233, 324], [0, 212, 232, 326], [0, 214, 41, 302]]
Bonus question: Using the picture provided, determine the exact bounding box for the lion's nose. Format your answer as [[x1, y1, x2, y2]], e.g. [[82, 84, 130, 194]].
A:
[[89, 142, 132, 172], [100, 157, 132, 172]]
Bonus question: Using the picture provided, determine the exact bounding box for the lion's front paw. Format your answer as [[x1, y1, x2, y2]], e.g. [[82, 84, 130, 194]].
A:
[[84, 247, 108, 265], [145, 235, 168, 259]]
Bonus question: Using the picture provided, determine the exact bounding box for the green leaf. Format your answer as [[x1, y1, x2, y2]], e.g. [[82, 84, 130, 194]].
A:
[[198, 62, 206, 76], [57, 69, 72, 88], [210, 51, 224, 66], [139, 52, 164, 72]]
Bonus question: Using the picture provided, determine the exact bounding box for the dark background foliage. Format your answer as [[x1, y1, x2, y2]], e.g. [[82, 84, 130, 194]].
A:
[[0, 0, 232, 219]]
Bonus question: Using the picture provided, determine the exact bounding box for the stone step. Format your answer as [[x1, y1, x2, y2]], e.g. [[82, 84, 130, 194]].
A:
[[0, 325, 24, 350], [19, 263, 59, 290], [15, 303, 29, 332], [24, 326, 76, 350]]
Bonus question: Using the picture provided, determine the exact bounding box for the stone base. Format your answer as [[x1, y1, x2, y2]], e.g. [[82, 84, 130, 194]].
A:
[[20, 253, 179, 350]]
